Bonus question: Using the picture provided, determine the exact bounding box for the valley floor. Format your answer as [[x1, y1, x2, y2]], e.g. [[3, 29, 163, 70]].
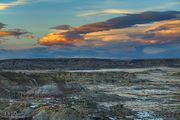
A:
[[0, 67, 179, 120]]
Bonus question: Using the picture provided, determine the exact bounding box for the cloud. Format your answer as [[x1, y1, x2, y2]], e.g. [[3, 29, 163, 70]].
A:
[[2, 42, 180, 60], [76, 11, 180, 33], [38, 31, 84, 46], [0, 22, 6, 29], [38, 11, 180, 47], [85, 19, 180, 46], [50, 25, 72, 30], [143, 47, 167, 54], [0, 0, 71, 10], [0, 22, 29, 38], [125, 20, 180, 45], [144, 20, 180, 43], [78, 0, 180, 17], [83, 27, 160, 44], [26, 35, 34, 40], [79, 9, 137, 16], [0, 29, 28, 38], [143, 43, 180, 54], [0, 0, 26, 10]]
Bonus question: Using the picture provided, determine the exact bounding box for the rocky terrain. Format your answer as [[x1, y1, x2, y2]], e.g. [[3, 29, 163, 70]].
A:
[[0, 67, 179, 120]]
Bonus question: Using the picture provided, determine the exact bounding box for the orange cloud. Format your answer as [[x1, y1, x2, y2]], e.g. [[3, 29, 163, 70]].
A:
[[38, 24, 161, 47], [0, 31, 15, 37], [146, 20, 180, 37], [84, 26, 160, 44], [38, 32, 84, 46], [26, 35, 34, 40], [39, 20, 180, 47], [38, 11, 180, 47], [0, 30, 27, 37], [0, 22, 29, 39], [144, 20, 180, 44]]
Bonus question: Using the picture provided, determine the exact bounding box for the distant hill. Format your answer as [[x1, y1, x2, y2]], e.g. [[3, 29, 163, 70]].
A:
[[0, 58, 180, 70]]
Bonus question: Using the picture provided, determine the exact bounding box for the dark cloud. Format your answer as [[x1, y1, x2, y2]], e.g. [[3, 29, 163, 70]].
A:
[[129, 19, 180, 44], [0, 29, 28, 37], [0, 22, 6, 29], [74, 11, 180, 34], [1, 42, 180, 60], [0, 22, 29, 38], [50, 25, 72, 30]]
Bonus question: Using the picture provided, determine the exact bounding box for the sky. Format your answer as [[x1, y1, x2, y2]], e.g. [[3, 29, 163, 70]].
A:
[[0, 0, 180, 59]]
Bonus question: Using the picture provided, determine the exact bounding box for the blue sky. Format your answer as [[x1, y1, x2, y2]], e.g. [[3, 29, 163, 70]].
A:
[[0, 0, 180, 59]]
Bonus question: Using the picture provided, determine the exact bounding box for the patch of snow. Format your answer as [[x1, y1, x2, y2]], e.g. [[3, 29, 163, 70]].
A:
[[135, 110, 164, 120], [98, 102, 118, 108], [30, 102, 39, 109], [108, 116, 118, 120]]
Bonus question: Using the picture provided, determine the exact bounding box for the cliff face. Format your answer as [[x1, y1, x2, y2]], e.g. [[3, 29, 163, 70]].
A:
[[0, 58, 180, 70]]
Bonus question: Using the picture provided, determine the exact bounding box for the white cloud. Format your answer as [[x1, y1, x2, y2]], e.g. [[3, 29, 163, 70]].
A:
[[143, 47, 167, 54], [78, 9, 137, 16], [0, 0, 26, 10]]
